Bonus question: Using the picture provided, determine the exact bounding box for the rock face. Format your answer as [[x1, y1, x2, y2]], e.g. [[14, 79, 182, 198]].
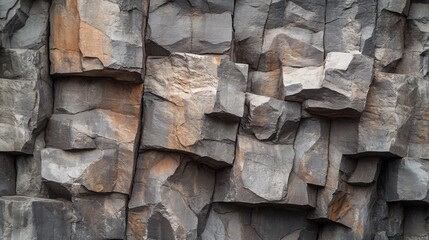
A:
[[49, 0, 146, 81], [5, 0, 429, 239], [141, 53, 247, 167]]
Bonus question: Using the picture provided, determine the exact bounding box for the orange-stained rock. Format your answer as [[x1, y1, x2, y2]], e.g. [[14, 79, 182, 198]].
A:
[[49, 0, 147, 81]]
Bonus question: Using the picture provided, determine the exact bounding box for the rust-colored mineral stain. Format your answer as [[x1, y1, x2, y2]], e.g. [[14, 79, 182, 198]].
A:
[[328, 191, 351, 222], [79, 21, 112, 67]]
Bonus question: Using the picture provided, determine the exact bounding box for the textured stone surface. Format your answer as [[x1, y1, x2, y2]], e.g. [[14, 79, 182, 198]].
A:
[[146, 0, 233, 55], [141, 53, 247, 167], [214, 134, 294, 204], [127, 151, 214, 240], [0, 154, 15, 196], [0, 196, 71, 239], [358, 73, 418, 157], [49, 0, 146, 81], [0, 0, 52, 154]]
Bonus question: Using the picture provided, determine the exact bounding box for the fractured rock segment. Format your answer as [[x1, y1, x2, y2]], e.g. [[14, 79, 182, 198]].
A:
[[214, 134, 294, 204], [141, 53, 248, 167], [358, 73, 418, 157], [146, 0, 233, 55], [0, 196, 72, 239], [127, 151, 215, 240], [0, 0, 52, 154], [49, 0, 146, 81], [248, 69, 282, 99], [347, 157, 381, 186], [241, 93, 301, 144], [325, 0, 377, 55], [201, 204, 319, 240], [282, 52, 374, 117], [42, 78, 143, 196], [293, 117, 329, 187], [0, 154, 15, 196], [72, 193, 127, 240], [384, 158, 429, 203]]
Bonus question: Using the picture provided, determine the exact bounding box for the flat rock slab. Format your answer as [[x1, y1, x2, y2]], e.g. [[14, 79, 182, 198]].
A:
[[141, 53, 248, 167]]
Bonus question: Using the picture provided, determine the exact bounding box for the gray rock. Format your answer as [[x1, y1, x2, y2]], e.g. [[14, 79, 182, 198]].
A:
[[387, 203, 404, 238], [403, 207, 429, 240], [147, 1, 232, 55], [358, 73, 418, 157], [141, 53, 248, 167], [385, 158, 429, 202], [375, 10, 405, 70], [49, 0, 145, 81], [127, 151, 215, 240], [248, 69, 282, 99], [202, 204, 319, 240], [15, 132, 48, 197], [0, 196, 72, 239], [324, 0, 377, 55], [241, 93, 301, 144], [0, 154, 15, 196], [347, 157, 381, 186], [378, 0, 410, 15], [214, 134, 294, 204], [293, 117, 329, 187], [72, 193, 127, 240]]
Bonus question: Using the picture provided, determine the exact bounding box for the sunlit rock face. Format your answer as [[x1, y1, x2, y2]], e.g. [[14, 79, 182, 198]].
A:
[[4, 0, 429, 239]]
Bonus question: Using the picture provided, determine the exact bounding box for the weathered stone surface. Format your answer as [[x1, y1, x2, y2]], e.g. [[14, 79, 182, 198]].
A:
[[384, 158, 429, 203], [41, 77, 142, 196], [147, 0, 233, 55], [347, 157, 380, 186], [49, 0, 145, 81], [281, 52, 374, 117], [375, 10, 405, 70], [141, 53, 248, 167], [378, 0, 410, 15], [241, 93, 301, 144], [293, 117, 329, 187], [358, 73, 418, 157], [0, 154, 15, 196], [248, 69, 282, 99], [15, 132, 47, 197], [127, 151, 215, 240], [0, 0, 52, 154], [0, 196, 72, 239], [214, 134, 294, 204], [403, 206, 429, 240], [72, 193, 127, 240], [310, 118, 359, 220], [202, 204, 319, 240], [325, 0, 377, 55]]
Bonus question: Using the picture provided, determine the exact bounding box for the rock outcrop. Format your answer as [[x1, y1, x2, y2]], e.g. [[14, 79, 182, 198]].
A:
[[3, 0, 429, 239]]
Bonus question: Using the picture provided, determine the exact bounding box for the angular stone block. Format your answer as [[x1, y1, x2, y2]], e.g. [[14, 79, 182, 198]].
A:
[[358, 73, 418, 157], [385, 158, 429, 203], [214, 134, 294, 204], [49, 0, 146, 81], [347, 157, 381, 186], [248, 69, 282, 99], [0, 196, 71, 240], [147, 1, 233, 55], [293, 117, 329, 187], [325, 0, 377, 55], [127, 151, 215, 240], [241, 93, 301, 144], [141, 53, 248, 167], [72, 193, 126, 240]]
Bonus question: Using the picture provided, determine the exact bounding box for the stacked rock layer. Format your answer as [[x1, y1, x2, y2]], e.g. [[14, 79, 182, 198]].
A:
[[1, 0, 429, 239]]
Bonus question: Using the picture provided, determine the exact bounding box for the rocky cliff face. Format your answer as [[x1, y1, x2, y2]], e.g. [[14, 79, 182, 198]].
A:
[[1, 0, 429, 239]]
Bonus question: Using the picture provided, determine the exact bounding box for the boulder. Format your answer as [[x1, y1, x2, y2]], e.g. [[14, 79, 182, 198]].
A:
[[127, 151, 215, 240], [358, 73, 418, 157], [146, 0, 233, 55], [49, 0, 146, 81], [141, 53, 248, 167]]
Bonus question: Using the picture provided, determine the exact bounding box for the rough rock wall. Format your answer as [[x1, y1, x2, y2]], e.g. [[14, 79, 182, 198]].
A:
[[1, 0, 429, 239]]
